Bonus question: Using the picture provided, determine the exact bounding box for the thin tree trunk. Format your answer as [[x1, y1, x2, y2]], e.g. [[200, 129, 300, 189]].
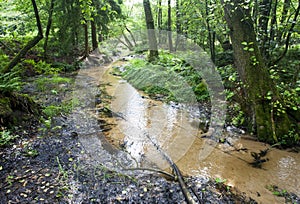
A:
[[175, 0, 183, 51], [269, 0, 278, 47], [91, 19, 98, 51], [157, 0, 162, 43], [272, 0, 300, 65], [122, 32, 134, 50], [143, 0, 159, 61], [258, 0, 272, 60], [84, 22, 89, 57], [167, 0, 173, 52], [3, 0, 43, 73], [43, 0, 55, 60], [125, 25, 137, 46], [205, 0, 215, 63], [277, 0, 291, 44]]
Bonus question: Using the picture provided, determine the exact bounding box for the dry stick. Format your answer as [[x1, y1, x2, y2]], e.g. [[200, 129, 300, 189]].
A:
[[123, 167, 175, 179], [144, 133, 198, 204]]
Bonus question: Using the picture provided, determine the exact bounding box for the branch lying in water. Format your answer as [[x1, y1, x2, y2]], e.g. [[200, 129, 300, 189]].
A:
[[144, 133, 199, 204]]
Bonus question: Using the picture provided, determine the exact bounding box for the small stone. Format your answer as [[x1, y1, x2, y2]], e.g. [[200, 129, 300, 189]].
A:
[[20, 193, 28, 198]]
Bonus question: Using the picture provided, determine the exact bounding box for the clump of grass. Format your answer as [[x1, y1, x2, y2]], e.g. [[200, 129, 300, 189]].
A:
[[0, 130, 18, 147], [35, 75, 72, 91]]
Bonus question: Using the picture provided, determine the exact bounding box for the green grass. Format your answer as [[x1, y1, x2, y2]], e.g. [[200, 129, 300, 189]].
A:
[[35, 75, 72, 91], [122, 52, 209, 102]]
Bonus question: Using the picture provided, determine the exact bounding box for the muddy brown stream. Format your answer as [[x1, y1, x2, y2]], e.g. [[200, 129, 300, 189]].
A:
[[77, 59, 300, 204]]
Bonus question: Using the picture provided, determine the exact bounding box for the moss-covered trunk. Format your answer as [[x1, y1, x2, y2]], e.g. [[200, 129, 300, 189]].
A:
[[0, 92, 41, 128], [222, 0, 294, 144]]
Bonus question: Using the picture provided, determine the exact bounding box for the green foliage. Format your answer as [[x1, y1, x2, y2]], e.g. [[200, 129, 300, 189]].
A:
[[35, 75, 71, 91], [42, 100, 76, 118], [122, 52, 209, 102], [281, 127, 299, 146], [215, 177, 226, 184], [0, 71, 22, 93], [23, 59, 62, 75], [0, 130, 18, 147]]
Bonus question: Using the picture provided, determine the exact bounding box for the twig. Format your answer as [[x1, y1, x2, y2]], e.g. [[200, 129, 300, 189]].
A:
[[123, 167, 175, 179]]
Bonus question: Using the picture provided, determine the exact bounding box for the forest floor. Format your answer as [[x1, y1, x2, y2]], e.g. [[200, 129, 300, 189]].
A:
[[0, 55, 273, 203]]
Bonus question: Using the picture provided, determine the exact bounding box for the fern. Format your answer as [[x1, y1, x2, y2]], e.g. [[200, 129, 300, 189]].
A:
[[0, 71, 22, 93]]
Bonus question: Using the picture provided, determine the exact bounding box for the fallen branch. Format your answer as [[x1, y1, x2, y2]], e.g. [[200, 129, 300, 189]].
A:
[[145, 133, 198, 204], [123, 167, 175, 179]]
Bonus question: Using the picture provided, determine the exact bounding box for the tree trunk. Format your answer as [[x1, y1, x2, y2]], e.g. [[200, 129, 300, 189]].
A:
[[277, 0, 291, 44], [125, 25, 137, 46], [3, 0, 43, 73], [175, 0, 182, 51], [43, 0, 55, 60], [258, 0, 272, 60], [222, 0, 293, 143], [143, 0, 159, 61], [205, 0, 215, 63], [91, 19, 98, 51], [167, 0, 173, 52], [157, 0, 162, 43], [84, 22, 89, 57]]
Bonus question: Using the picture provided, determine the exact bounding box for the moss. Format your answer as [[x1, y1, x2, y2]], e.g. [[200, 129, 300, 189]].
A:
[[0, 92, 41, 127], [0, 96, 12, 116]]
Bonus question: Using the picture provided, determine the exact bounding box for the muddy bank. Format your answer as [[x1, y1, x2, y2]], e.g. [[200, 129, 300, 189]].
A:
[[0, 115, 256, 204]]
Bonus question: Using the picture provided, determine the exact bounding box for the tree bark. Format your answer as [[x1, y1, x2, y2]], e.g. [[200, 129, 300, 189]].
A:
[[277, 0, 291, 44], [3, 0, 43, 73], [157, 0, 162, 43], [258, 0, 272, 60], [143, 0, 159, 61], [222, 0, 293, 143], [125, 25, 137, 46], [205, 0, 215, 63], [84, 22, 89, 57], [167, 0, 173, 52], [91, 19, 98, 51], [43, 0, 55, 60], [175, 0, 182, 51]]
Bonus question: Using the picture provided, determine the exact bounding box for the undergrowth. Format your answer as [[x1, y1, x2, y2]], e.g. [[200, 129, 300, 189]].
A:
[[122, 51, 209, 103]]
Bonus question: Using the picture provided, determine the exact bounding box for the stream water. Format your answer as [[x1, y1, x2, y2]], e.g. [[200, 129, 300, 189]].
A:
[[74, 57, 300, 204]]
